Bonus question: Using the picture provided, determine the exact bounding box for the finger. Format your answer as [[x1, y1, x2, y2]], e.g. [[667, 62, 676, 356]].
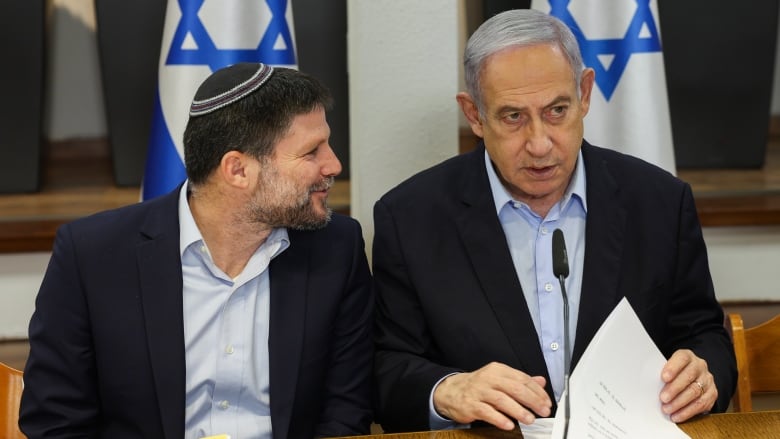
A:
[[487, 391, 542, 427], [660, 363, 698, 404], [470, 401, 518, 430], [499, 375, 552, 419], [661, 352, 707, 404], [663, 373, 716, 421], [506, 377, 552, 417], [661, 349, 694, 383], [662, 377, 703, 413], [481, 363, 552, 417], [668, 378, 717, 423]]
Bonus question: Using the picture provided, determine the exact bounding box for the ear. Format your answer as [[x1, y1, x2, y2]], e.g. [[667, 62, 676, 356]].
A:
[[218, 150, 253, 189], [456, 92, 484, 138], [578, 67, 596, 117]]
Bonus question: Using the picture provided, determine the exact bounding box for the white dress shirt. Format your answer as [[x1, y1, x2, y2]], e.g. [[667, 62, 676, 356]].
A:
[[178, 184, 289, 439]]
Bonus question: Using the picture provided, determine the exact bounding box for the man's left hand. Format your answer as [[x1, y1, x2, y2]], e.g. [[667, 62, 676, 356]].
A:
[[660, 349, 717, 422]]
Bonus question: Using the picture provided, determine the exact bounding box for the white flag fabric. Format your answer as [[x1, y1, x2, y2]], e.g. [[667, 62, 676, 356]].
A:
[[142, 0, 298, 200], [531, 0, 676, 174]]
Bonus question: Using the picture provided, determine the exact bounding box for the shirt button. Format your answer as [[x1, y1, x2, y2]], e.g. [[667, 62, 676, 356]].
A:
[[200, 245, 207, 253], [541, 227, 548, 234], [218, 400, 230, 410], [544, 282, 553, 292], [225, 344, 234, 355], [550, 342, 560, 351]]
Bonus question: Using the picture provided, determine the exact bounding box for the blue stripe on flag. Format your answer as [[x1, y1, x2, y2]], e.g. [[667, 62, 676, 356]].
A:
[[142, 90, 187, 200]]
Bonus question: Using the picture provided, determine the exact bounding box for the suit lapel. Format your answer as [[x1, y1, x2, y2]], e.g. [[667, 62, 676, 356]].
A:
[[454, 146, 551, 382], [137, 190, 186, 439], [268, 231, 308, 439], [572, 144, 627, 367]]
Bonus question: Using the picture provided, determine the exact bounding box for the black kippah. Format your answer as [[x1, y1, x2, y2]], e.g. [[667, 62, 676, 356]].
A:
[[189, 62, 274, 116]]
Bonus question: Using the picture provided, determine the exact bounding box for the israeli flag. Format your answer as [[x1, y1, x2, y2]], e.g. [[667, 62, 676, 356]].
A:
[[532, 0, 676, 175], [142, 0, 298, 200]]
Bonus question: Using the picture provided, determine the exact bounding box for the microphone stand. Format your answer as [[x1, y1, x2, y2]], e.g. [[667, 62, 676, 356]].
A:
[[552, 228, 570, 439], [558, 270, 570, 439]]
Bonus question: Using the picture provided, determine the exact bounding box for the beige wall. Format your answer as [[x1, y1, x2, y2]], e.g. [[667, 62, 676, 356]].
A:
[[44, 0, 106, 140], [347, 0, 460, 254]]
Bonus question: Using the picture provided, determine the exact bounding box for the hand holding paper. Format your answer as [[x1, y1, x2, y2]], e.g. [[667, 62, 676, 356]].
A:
[[551, 298, 691, 439], [659, 349, 718, 422]]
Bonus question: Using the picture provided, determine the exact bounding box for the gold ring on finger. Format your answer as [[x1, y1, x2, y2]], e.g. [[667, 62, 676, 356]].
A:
[[691, 380, 705, 397]]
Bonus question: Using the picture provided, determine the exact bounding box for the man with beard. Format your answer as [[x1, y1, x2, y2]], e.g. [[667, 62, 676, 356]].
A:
[[20, 63, 374, 439]]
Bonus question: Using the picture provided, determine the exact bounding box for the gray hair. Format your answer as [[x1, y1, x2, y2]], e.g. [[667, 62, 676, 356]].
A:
[[464, 9, 585, 115]]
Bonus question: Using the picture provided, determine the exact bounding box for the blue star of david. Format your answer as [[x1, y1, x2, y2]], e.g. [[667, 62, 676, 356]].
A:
[[549, 0, 662, 101], [166, 0, 296, 72]]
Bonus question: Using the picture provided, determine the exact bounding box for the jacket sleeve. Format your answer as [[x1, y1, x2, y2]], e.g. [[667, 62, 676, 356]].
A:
[[19, 223, 101, 438], [314, 219, 375, 437], [371, 199, 463, 433], [664, 184, 736, 413]]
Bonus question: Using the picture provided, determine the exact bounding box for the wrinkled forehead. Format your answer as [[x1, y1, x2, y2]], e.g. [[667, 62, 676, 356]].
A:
[[479, 44, 578, 96]]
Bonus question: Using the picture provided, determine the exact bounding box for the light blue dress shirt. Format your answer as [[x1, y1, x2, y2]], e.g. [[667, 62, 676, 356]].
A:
[[486, 150, 587, 402], [178, 184, 290, 439], [429, 151, 587, 429]]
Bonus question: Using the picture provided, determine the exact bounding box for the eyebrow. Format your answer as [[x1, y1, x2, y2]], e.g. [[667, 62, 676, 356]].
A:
[[494, 95, 573, 117], [546, 95, 573, 107]]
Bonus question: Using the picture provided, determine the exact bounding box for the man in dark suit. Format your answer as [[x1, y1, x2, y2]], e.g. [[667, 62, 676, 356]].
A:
[[20, 63, 373, 439], [372, 9, 736, 433]]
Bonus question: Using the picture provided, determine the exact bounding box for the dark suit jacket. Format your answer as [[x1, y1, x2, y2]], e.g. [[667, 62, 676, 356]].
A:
[[20, 187, 374, 439], [372, 141, 736, 432]]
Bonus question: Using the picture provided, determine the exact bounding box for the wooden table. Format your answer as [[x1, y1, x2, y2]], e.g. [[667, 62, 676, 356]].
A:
[[679, 410, 780, 438], [336, 411, 780, 438]]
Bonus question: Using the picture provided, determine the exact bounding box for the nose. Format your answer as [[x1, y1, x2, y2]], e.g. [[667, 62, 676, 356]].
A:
[[524, 119, 553, 157], [321, 144, 343, 177]]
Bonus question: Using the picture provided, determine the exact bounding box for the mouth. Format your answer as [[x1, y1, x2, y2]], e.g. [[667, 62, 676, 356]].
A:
[[310, 177, 334, 195], [311, 188, 329, 197], [525, 165, 556, 179]]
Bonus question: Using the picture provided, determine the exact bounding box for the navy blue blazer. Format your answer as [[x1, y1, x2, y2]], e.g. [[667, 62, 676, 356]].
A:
[[20, 187, 374, 438], [372, 141, 736, 432]]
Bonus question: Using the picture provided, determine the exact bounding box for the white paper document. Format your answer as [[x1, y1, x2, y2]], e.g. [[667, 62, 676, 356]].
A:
[[548, 297, 691, 439], [519, 417, 554, 439]]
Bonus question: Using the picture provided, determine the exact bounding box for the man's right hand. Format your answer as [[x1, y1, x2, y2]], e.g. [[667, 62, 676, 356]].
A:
[[432, 362, 552, 430]]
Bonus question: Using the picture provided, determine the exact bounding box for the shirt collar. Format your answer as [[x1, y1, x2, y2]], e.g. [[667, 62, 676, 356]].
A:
[[179, 182, 202, 257], [485, 149, 588, 218]]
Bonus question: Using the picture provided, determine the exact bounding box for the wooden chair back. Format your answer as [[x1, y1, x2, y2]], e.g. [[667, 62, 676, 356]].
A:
[[727, 313, 780, 412], [0, 361, 24, 438]]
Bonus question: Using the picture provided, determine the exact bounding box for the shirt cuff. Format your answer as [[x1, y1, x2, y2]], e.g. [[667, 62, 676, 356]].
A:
[[428, 372, 470, 430]]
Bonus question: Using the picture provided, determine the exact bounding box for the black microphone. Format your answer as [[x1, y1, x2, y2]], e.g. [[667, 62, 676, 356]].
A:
[[552, 228, 570, 439], [552, 229, 569, 279]]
